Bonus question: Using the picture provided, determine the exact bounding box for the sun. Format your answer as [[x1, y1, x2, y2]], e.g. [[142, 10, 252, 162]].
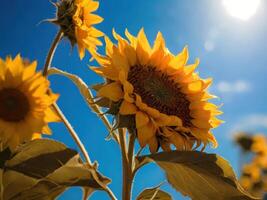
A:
[[222, 0, 261, 21]]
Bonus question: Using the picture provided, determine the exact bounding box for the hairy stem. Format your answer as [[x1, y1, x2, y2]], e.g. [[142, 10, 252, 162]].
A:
[[53, 103, 117, 200], [119, 128, 135, 200], [43, 29, 63, 76], [86, 88, 119, 143], [43, 31, 117, 200], [53, 103, 92, 165]]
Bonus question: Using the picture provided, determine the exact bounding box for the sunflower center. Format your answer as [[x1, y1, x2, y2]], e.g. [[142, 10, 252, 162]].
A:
[[0, 88, 30, 122], [127, 65, 192, 127]]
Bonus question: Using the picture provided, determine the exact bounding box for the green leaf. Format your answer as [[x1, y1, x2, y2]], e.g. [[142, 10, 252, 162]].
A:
[[2, 139, 111, 200], [136, 186, 172, 200], [137, 151, 259, 200]]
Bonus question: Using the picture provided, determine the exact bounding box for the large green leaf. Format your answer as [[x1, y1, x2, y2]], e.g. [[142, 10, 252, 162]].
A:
[[137, 151, 259, 200], [2, 139, 110, 200], [136, 186, 172, 200]]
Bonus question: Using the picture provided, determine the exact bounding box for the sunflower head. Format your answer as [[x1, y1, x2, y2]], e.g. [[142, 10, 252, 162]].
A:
[[0, 55, 60, 151], [91, 29, 223, 153], [52, 0, 104, 59]]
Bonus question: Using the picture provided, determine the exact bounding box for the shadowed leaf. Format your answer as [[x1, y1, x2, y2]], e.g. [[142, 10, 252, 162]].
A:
[[137, 151, 259, 200], [137, 186, 172, 200], [2, 139, 110, 200], [0, 148, 11, 169]]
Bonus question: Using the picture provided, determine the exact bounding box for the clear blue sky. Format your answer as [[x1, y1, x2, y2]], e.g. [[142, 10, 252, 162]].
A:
[[1, 0, 267, 199]]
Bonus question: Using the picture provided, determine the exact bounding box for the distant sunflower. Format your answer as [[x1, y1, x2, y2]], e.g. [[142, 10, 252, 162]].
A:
[[0, 55, 60, 150], [91, 29, 223, 153], [53, 0, 104, 59]]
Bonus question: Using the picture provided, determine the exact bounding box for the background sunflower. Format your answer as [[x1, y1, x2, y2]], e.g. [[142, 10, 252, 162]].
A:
[[0, 55, 60, 150]]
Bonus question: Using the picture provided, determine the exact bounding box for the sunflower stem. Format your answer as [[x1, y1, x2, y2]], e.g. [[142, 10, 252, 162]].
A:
[[42, 30, 117, 200], [119, 128, 135, 200], [42, 29, 63, 76], [86, 88, 119, 143], [53, 103, 117, 200], [53, 103, 92, 165]]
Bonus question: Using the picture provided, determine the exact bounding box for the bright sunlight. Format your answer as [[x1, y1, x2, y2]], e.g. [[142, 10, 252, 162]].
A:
[[222, 0, 261, 21]]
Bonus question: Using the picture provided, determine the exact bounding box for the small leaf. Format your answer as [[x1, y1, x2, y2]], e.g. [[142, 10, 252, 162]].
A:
[[137, 151, 259, 200], [137, 187, 172, 200], [48, 68, 118, 143], [95, 97, 111, 108], [2, 139, 111, 200]]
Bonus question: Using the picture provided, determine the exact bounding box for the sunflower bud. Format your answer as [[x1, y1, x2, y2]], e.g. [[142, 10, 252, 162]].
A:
[[50, 0, 104, 59], [54, 0, 77, 46]]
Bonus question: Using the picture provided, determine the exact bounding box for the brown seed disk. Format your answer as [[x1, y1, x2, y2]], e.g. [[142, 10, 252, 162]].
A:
[[0, 88, 30, 122], [127, 65, 193, 127]]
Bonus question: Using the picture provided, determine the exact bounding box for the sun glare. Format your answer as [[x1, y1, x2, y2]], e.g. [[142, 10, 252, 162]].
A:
[[222, 0, 261, 21]]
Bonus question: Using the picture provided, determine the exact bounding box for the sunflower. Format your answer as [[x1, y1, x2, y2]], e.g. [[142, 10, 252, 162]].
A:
[[0, 55, 60, 151], [53, 0, 104, 59], [91, 29, 223, 153]]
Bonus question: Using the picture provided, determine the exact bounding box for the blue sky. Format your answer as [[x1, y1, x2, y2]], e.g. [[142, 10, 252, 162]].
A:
[[1, 0, 267, 199]]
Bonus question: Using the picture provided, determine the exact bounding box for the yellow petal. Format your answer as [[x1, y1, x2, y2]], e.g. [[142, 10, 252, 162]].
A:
[[32, 133, 42, 139], [148, 136, 159, 153], [42, 126, 52, 135], [148, 32, 166, 67], [124, 45, 137, 66], [169, 133, 186, 150], [137, 121, 156, 147], [119, 100, 137, 115], [90, 66, 120, 81], [183, 58, 200, 75], [98, 82, 123, 101], [84, 14, 103, 25], [136, 111, 149, 128], [45, 107, 61, 123], [125, 28, 137, 47], [210, 117, 224, 128], [168, 46, 189, 70], [182, 80, 204, 94], [23, 61, 37, 80], [136, 28, 151, 65], [112, 46, 129, 71], [191, 119, 212, 129], [104, 36, 114, 56]]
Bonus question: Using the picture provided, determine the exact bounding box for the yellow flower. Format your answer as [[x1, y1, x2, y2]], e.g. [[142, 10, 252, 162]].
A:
[[53, 0, 104, 59], [251, 134, 267, 154], [0, 55, 60, 150], [91, 29, 223, 153]]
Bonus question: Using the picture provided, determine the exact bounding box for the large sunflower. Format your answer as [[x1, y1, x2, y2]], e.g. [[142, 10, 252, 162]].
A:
[[0, 55, 60, 150], [54, 0, 104, 59], [91, 29, 223, 153]]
